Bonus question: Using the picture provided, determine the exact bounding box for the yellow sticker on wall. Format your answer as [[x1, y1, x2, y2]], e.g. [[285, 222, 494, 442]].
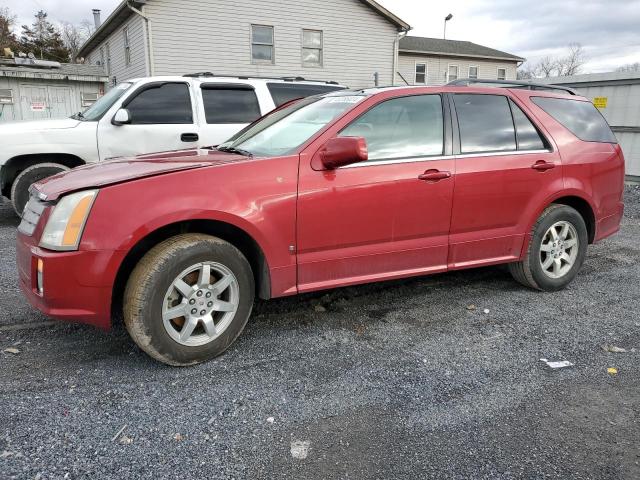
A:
[[593, 97, 608, 109]]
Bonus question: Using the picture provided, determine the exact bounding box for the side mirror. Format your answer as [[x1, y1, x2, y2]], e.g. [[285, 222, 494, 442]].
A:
[[320, 136, 368, 170], [112, 108, 131, 126]]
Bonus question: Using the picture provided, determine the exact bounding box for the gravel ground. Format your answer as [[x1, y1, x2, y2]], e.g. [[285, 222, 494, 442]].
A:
[[1, 186, 639, 479]]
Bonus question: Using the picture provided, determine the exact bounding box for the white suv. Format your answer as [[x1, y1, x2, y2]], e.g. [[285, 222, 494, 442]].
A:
[[0, 74, 345, 215]]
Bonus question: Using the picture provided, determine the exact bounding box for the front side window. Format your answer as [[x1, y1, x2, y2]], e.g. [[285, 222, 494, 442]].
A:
[[509, 99, 547, 150], [531, 96, 617, 143], [267, 82, 344, 107], [123, 26, 131, 66], [125, 83, 193, 124], [252, 25, 274, 63], [497, 68, 507, 80], [201, 86, 261, 124], [448, 65, 459, 82], [468, 66, 478, 79], [340, 95, 444, 161], [220, 94, 365, 157], [454, 94, 516, 153], [415, 63, 427, 84], [302, 30, 323, 67]]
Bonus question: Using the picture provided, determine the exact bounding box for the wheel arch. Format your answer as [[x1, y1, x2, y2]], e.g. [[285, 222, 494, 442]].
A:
[[1, 153, 85, 198], [529, 192, 597, 245], [111, 218, 272, 324]]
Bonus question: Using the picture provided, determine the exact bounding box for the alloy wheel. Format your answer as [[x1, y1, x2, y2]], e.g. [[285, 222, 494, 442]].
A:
[[539, 221, 579, 279]]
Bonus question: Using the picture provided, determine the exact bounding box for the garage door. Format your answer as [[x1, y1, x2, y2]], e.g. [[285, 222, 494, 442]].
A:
[[19, 85, 75, 120]]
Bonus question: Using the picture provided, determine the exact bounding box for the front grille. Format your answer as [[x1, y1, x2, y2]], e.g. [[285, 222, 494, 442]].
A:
[[18, 194, 48, 236]]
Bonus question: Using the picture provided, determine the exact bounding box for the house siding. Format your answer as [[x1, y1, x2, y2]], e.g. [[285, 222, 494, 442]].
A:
[[143, 0, 399, 88], [397, 53, 518, 86], [86, 14, 148, 83]]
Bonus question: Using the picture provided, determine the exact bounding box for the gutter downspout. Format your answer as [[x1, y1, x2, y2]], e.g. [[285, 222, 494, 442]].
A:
[[127, 1, 155, 76], [393, 28, 410, 86]]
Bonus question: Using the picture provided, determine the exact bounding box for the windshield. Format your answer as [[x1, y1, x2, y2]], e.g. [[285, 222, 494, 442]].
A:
[[219, 94, 366, 157], [76, 82, 133, 121]]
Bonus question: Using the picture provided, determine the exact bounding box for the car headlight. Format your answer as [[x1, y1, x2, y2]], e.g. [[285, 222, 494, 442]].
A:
[[40, 190, 98, 251]]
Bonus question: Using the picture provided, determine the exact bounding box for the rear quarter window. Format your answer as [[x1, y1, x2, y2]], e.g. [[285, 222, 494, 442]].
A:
[[267, 83, 344, 107], [531, 96, 617, 143]]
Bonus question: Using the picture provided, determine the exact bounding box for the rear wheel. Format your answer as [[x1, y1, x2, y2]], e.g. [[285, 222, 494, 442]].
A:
[[123, 234, 255, 366], [509, 204, 588, 291], [11, 163, 69, 216]]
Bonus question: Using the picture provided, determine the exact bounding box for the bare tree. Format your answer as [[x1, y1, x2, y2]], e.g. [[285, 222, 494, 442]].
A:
[[517, 43, 587, 79], [61, 21, 88, 63], [616, 62, 640, 73], [0, 6, 20, 54], [516, 63, 536, 80], [556, 43, 585, 76], [536, 56, 558, 77], [79, 19, 95, 39]]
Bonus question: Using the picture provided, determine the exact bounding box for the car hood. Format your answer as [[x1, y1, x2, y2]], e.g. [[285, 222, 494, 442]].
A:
[[34, 149, 253, 201], [0, 117, 81, 133]]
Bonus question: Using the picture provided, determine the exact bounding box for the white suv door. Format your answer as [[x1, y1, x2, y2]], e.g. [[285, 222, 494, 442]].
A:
[[97, 81, 199, 160], [197, 83, 273, 146]]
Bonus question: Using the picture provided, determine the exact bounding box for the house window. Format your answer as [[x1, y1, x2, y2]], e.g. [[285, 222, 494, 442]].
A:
[[468, 66, 478, 79], [81, 92, 99, 108], [105, 43, 111, 75], [302, 29, 323, 67], [123, 27, 131, 66], [497, 68, 507, 80], [415, 63, 427, 84], [251, 25, 274, 63], [448, 65, 459, 82], [0, 89, 14, 104]]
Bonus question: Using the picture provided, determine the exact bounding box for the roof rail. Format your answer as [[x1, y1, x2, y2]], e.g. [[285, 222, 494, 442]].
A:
[[182, 72, 340, 85], [447, 78, 578, 95]]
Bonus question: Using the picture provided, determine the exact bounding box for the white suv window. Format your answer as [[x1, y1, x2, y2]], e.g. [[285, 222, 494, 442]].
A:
[[201, 86, 261, 124]]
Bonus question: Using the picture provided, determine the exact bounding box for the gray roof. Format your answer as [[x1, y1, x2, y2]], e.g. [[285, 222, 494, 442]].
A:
[[537, 71, 640, 86], [0, 62, 107, 82], [399, 36, 524, 62]]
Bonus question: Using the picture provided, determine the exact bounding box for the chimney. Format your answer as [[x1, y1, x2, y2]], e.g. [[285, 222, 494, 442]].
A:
[[92, 9, 101, 29]]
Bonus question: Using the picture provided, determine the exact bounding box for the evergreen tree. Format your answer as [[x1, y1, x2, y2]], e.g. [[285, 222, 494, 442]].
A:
[[0, 7, 20, 54], [20, 10, 70, 62]]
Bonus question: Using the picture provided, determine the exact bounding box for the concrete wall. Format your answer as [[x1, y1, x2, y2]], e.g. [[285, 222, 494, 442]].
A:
[[397, 53, 518, 86]]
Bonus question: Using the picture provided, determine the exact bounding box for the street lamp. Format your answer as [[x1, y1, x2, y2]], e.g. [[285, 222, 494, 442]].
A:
[[444, 14, 453, 39]]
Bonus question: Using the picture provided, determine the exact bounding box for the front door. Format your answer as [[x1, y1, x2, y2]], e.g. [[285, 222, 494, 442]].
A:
[[97, 82, 198, 160], [448, 93, 563, 268], [297, 93, 455, 292]]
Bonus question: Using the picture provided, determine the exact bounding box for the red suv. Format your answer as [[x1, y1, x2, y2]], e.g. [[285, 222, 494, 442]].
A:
[[17, 82, 625, 366]]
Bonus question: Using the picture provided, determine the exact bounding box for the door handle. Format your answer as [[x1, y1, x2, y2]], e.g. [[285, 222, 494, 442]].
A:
[[418, 170, 451, 182], [531, 160, 556, 171], [181, 133, 199, 142]]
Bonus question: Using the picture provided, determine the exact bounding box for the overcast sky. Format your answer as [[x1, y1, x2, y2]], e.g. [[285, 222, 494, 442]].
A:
[[5, 0, 640, 72]]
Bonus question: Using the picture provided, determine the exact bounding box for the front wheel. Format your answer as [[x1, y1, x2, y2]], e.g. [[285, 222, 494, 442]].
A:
[[123, 234, 255, 366], [509, 204, 588, 291], [11, 163, 70, 216]]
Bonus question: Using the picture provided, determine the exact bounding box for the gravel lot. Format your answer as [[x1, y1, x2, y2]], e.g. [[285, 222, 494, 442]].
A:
[[1, 186, 639, 479]]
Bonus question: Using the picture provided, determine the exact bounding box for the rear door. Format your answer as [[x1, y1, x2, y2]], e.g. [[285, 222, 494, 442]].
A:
[[296, 93, 455, 292], [97, 81, 197, 160], [448, 93, 563, 269]]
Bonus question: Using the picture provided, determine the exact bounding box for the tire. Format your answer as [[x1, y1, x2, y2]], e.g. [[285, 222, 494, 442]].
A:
[[123, 234, 255, 366], [509, 204, 588, 291], [11, 163, 70, 216]]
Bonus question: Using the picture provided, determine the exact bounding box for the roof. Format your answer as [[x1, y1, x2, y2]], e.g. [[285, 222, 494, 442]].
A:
[[0, 62, 108, 82], [399, 36, 524, 62], [78, 0, 410, 58], [538, 71, 640, 87]]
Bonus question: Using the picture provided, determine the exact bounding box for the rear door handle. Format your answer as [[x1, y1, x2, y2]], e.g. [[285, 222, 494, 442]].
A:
[[181, 133, 199, 142], [531, 160, 556, 171], [418, 170, 451, 182]]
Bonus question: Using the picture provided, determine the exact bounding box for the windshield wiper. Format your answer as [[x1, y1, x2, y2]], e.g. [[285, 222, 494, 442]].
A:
[[71, 111, 85, 120], [217, 146, 253, 157]]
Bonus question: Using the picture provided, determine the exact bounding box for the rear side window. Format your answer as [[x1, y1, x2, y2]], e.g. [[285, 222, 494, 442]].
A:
[[531, 96, 617, 143], [267, 83, 344, 107], [340, 94, 444, 161], [201, 86, 261, 124], [125, 83, 193, 124], [454, 94, 516, 153], [509, 99, 547, 151]]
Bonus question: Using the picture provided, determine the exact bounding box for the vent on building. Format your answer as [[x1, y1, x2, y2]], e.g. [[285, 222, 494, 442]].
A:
[[0, 89, 13, 104]]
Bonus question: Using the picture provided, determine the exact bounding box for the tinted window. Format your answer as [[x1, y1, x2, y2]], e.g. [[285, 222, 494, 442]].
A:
[[340, 95, 444, 161], [454, 94, 516, 153], [125, 83, 192, 124], [531, 96, 617, 143], [267, 83, 344, 107], [509, 99, 547, 150], [201, 87, 261, 124]]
